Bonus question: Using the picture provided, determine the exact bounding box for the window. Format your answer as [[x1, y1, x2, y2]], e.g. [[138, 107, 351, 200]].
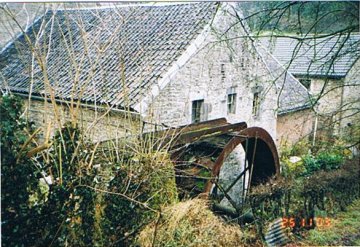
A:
[[252, 93, 260, 116], [299, 78, 311, 89], [227, 93, 237, 114], [220, 64, 225, 81], [192, 100, 204, 123], [240, 57, 245, 68]]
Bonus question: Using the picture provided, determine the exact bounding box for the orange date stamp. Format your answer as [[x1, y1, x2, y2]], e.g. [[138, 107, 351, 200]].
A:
[[282, 217, 332, 228]]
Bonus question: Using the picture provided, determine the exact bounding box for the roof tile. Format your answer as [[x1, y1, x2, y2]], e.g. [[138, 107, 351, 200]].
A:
[[261, 35, 360, 77], [0, 3, 217, 109]]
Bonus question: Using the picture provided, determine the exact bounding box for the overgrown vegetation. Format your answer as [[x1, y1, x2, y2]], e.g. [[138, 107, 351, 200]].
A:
[[247, 138, 359, 244], [280, 138, 352, 178], [2, 94, 359, 246], [0, 95, 178, 246], [1, 90, 359, 247], [101, 148, 178, 246]]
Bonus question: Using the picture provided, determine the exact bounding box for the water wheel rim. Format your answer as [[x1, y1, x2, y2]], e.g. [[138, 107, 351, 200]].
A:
[[205, 127, 280, 197]]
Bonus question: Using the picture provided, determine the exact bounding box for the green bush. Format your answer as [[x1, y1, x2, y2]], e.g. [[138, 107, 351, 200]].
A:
[[281, 157, 306, 179], [24, 122, 97, 246], [280, 139, 311, 159], [316, 152, 344, 170], [302, 154, 321, 175], [1, 94, 41, 246], [302, 151, 345, 176]]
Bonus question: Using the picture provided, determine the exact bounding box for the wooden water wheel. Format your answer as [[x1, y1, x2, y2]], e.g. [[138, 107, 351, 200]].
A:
[[152, 118, 280, 217], [102, 118, 281, 218]]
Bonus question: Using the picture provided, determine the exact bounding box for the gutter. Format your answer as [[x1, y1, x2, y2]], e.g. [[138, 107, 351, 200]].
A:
[[278, 103, 312, 116], [292, 73, 346, 80], [13, 92, 141, 117]]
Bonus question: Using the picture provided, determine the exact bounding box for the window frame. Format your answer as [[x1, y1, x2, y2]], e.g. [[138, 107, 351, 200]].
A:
[[191, 99, 204, 123], [227, 93, 237, 114], [252, 92, 260, 116]]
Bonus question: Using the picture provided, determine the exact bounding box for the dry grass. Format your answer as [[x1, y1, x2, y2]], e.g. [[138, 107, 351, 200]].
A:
[[137, 199, 244, 247]]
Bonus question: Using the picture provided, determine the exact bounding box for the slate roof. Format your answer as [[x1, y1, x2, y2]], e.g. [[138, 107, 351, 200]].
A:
[[261, 35, 360, 78], [0, 3, 217, 109], [255, 42, 312, 114], [0, 2, 312, 115]]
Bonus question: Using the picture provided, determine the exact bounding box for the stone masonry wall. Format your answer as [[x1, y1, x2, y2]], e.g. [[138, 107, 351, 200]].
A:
[[341, 59, 360, 126], [147, 5, 279, 140], [284, 58, 360, 145], [310, 78, 343, 115], [22, 97, 140, 142], [304, 59, 360, 139], [277, 108, 315, 146], [340, 59, 360, 139]]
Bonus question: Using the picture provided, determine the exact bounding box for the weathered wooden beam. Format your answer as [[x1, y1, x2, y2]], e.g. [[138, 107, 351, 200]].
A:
[[164, 122, 247, 148]]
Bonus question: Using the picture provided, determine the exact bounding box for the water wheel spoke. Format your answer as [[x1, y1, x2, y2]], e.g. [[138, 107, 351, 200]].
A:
[[214, 180, 241, 214], [224, 167, 249, 194]]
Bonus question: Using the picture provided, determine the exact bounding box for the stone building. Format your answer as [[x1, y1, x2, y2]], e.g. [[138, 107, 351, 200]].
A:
[[0, 2, 309, 145], [262, 35, 360, 145]]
